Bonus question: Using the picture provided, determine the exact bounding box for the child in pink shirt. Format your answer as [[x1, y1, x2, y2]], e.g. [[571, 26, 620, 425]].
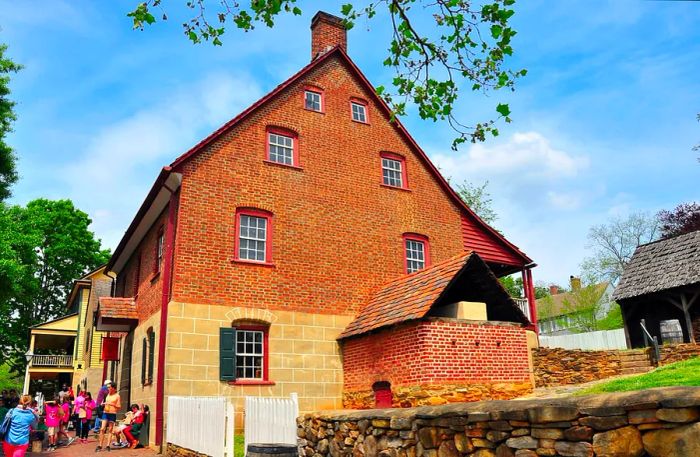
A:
[[44, 398, 63, 451]]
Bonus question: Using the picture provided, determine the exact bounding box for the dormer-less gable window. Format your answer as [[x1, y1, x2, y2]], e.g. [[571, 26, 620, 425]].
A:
[[351, 100, 368, 123], [304, 87, 323, 112], [234, 208, 273, 265], [403, 233, 430, 274], [266, 127, 299, 167], [381, 152, 408, 189]]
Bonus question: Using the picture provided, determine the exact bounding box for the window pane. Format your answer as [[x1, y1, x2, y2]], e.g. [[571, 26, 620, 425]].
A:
[[382, 157, 404, 187], [268, 133, 294, 165], [352, 103, 366, 122], [405, 239, 425, 273]]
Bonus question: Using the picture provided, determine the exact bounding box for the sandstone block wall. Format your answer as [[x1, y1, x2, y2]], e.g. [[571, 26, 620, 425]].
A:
[[165, 302, 352, 429], [299, 386, 700, 457], [532, 347, 622, 388]]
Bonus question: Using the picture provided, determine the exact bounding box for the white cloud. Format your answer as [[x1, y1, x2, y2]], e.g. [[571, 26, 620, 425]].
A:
[[547, 191, 582, 210], [60, 72, 262, 249], [433, 131, 588, 182]]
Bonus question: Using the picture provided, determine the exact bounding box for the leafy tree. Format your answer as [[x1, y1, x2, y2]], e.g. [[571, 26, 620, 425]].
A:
[[0, 44, 21, 202], [658, 202, 700, 239], [499, 274, 521, 297], [455, 180, 497, 225], [128, 0, 526, 149], [581, 212, 659, 285], [0, 199, 111, 372], [559, 281, 612, 333], [0, 363, 22, 392]]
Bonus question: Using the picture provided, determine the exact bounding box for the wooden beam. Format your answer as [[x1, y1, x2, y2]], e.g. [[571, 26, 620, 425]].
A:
[[681, 293, 696, 344]]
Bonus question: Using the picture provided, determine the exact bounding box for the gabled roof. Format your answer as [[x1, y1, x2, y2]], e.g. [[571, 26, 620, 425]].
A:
[[535, 283, 610, 319], [167, 46, 531, 266], [31, 313, 79, 331], [97, 297, 138, 320], [338, 251, 528, 339], [613, 230, 700, 302]]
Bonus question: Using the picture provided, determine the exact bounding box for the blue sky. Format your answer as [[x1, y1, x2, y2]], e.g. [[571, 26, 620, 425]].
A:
[[2, 0, 699, 286]]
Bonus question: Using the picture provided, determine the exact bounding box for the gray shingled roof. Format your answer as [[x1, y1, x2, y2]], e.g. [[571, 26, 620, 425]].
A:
[[613, 230, 700, 301]]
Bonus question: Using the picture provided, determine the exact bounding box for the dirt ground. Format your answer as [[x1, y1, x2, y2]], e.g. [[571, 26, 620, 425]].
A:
[[32, 432, 158, 456]]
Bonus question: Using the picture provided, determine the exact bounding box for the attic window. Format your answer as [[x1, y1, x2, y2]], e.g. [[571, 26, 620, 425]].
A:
[[403, 233, 430, 274], [266, 127, 298, 167], [304, 88, 323, 113], [381, 152, 407, 189], [351, 100, 368, 123]]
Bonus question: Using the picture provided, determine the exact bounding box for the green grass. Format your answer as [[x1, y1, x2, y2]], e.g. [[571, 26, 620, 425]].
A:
[[578, 357, 700, 395], [235, 434, 245, 457]]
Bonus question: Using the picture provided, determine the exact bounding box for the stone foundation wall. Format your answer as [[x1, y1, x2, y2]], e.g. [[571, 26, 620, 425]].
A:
[[299, 387, 700, 457], [659, 343, 700, 364], [343, 382, 533, 410], [532, 347, 622, 388], [166, 443, 208, 457]]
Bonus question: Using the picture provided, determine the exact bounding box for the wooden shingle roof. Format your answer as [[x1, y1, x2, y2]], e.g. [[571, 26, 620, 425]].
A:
[[339, 251, 528, 339], [613, 230, 700, 301]]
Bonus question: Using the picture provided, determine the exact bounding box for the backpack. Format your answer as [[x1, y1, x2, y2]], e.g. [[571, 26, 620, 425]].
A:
[[0, 408, 13, 440]]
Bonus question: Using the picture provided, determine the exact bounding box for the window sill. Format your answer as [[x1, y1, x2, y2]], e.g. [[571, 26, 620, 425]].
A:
[[231, 258, 276, 268], [380, 184, 411, 192], [228, 380, 275, 386], [263, 160, 303, 171], [303, 108, 325, 114], [149, 271, 161, 283], [351, 119, 370, 125]]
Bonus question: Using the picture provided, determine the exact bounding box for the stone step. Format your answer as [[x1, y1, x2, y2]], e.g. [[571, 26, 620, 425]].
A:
[[621, 367, 654, 375], [620, 353, 652, 361], [621, 361, 653, 369]]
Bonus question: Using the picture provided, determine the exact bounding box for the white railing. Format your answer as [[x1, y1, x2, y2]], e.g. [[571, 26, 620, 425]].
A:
[[514, 298, 531, 321], [245, 393, 299, 452], [539, 328, 628, 350], [31, 355, 73, 367], [167, 396, 235, 457]]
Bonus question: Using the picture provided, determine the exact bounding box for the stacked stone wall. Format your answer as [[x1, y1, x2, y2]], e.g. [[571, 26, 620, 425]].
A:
[[532, 347, 622, 388], [659, 343, 700, 364], [299, 387, 700, 457]]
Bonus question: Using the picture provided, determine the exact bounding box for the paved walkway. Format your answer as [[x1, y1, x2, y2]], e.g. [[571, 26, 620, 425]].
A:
[[32, 434, 157, 456]]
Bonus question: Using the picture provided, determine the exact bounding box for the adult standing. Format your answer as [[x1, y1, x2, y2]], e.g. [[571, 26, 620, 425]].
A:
[[92, 381, 110, 434], [95, 382, 120, 452], [2, 395, 39, 457]]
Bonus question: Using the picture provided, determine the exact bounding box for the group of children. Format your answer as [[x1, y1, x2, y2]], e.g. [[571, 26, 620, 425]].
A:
[[36, 381, 148, 452]]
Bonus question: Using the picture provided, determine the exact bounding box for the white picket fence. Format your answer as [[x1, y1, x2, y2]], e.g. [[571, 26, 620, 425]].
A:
[[168, 396, 235, 457], [539, 328, 628, 350], [245, 393, 299, 452]]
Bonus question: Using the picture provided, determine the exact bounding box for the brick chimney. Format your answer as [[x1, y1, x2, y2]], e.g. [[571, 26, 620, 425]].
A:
[[549, 285, 559, 295], [310, 11, 347, 60], [570, 275, 581, 291]]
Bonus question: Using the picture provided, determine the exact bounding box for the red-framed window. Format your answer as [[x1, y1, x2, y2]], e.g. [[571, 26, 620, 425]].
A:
[[220, 325, 271, 383], [350, 98, 369, 123], [234, 208, 273, 264], [154, 227, 164, 274], [403, 233, 430, 274], [381, 152, 408, 189], [266, 127, 299, 167], [303, 86, 324, 113]]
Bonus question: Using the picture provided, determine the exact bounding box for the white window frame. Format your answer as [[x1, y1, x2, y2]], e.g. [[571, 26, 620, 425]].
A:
[[268, 132, 294, 166], [351, 102, 367, 123], [238, 215, 267, 262], [405, 239, 425, 273], [235, 329, 264, 380], [382, 157, 404, 188], [304, 90, 322, 112]]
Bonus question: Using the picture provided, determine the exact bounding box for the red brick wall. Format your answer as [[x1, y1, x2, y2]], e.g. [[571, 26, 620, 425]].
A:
[[170, 55, 468, 315], [342, 319, 531, 391], [116, 207, 168, 321]]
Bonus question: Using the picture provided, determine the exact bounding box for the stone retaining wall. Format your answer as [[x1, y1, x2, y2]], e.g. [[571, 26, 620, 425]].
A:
[[298, 387, 700, 457], [166, 443, 208, 457], [659, 343, 700, 364], [532, 347, 622, 388]]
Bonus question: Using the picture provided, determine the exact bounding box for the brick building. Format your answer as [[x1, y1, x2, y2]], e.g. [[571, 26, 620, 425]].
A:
[[94, 11, 539, 448]]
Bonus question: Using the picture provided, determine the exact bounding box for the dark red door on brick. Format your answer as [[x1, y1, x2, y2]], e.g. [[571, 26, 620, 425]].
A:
[[373, 381, 392, 408]]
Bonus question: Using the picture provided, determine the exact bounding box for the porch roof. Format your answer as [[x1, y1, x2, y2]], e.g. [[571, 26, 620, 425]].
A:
[[613, 230, 700, 302], [338, 252, 528, 340], [96, 297, 138, 331]]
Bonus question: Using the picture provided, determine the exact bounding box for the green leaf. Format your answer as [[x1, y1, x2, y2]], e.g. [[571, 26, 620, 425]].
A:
[[496, 103, 511, 117], [490, 24, 502, 39]]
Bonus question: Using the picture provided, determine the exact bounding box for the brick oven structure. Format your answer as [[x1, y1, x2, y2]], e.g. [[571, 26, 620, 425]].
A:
[[94, 11, 538, 448]]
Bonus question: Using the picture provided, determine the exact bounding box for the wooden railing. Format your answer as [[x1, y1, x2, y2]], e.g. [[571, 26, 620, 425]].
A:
[[514, 298, 531, 321], [31, 355, 73, 367]]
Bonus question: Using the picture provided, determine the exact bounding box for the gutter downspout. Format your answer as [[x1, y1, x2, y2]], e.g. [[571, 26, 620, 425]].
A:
[[155, 187, 180, 449]]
